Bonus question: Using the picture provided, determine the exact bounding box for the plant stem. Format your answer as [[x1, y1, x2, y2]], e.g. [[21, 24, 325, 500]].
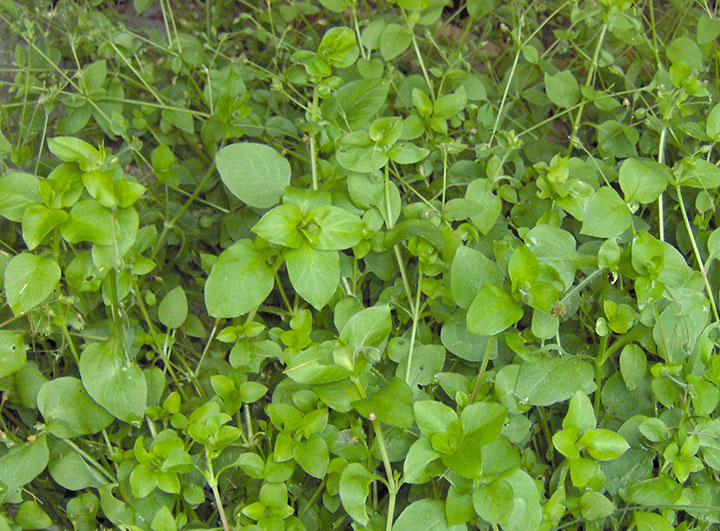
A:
[[470, 336, 497, 403], [373, 422, 398, 531], [404, 269, 423, 384], [310, 89, 319, 191], [569, 22, 608, 153], [676, 185, 720, 322], [657, 126, 667, 241], [206, 448, 230, 531]]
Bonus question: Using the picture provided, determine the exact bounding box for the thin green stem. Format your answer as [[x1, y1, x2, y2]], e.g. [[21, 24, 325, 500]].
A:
[[569, 22, 608, 153], [404, 269, 423, 384], [676, 185, 720, 322], [470, 336, 497, 404], [310, 89, 319, 191], [373, 422, 398, 531], [194, 319, 219, 381], [658, 126, 667, 241], [61, 438, 116, 483], [206, 449, 230, 531]]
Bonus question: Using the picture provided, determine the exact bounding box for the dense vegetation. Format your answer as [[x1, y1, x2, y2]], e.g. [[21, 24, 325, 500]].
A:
[[1, 0, 720, 529]]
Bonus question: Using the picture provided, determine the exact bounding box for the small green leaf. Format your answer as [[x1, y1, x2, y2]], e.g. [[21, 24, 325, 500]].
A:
[[309, 205, 364, 250], [619, 344, 647, 390], [393, 499, 451, 530], [47, 136, 100, 171], [37, 377, 114, 438], [340, 304, 392, 354], [619, 158, 671, 204], [450, 246, 503, 309], [0, 330, 27, 378], [379, 23, 412, 61], [205, 239, 274, 318], [544, 70, 580, 108], [215, 143, 291, 209], [285, 244, 339, 310], [79, 338, 147, 425], [466, 283, 524, 336], [578, 428, 630, 460], [23, 203, 67, 249], [339, 463, 374, 526], [353, 377, 414, 428], [581, 186, 631, 238], [4, 253, 61, 315], [0, 171, 41, 222], [562, 391, 596, 434], [15, 500, 52, 529], [472, 478, 513, 525], [0, 434, 48, 493], [158, 286, 188, 329], [293, 436, 329, 479], [515, 357, 596, 406], [413, 400, 458, 438], [318, 26, 359, 69], [580, 491, 615, 521], [634, 512, 675, 531], [252, 203, 304, 248]]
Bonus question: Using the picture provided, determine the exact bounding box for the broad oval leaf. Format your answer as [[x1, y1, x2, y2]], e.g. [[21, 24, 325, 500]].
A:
[[158, 286, 188, 329], [4, 253, 61, 316], [618, 158, 671, 204], [79, 339, 147, 425], [205, 239, 274, 318], [37, 377, 114, 438], [215, 142, 291, 209], [285, 244, 339, 310], [339, 463, 374, 526], [580, 186, 631, 239], [515, 357, 596, 406], [466, 283, 523, 336]]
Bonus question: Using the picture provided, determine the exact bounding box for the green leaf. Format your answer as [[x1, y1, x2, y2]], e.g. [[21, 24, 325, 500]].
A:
[[4, 253, 61, 315], [205, 239, 274, 318], [403, 438, 440, 484], [466, 178, 501, 234], [285, 244, 339, 310], [0, 330, 27, 378], [151, 506, 177, 531], [515, 357, 596, 406], [82, 169, 117, 208], [79, 338, 147, 425], [413, 400, 458, 438], [215, 143, 291, 209], [158, 286, 188, 329], [619, 344, 647, 390], [15, 500, 52, 529], [674, 158, 720, 189], [252, 203, 304, 248], [379, 23, 412, 61], [161, 108, 194, 134], [339, 463, 374, 526], [318, 26, 358, 69], [688, 375, 720, 416], [619, 158, 671, 204], [309, 205, 364, 250], [698, 14, 720, 45], [293, 436, 329, 479], [433, 87, 467, 119], [0, 171, 41, 222], [580, 491, 615, 521], [332, 79, 389, 129], [581, 186, 631, 238], [21, 204, 68, 250], [508, 245, 540, 293], [47, 136, 100, 171], [544, 70, 580, 108], [450, 246, 503, 309], [60, 200, 115, 245], [597, 120, 638, 158], [393, 499, 450, 530], [466, 282, 524, 336], [336, 130, 388, 173], [578, 428, 629, 460], [562, 391, 596, 434], [340, 304, 392, 354], [472, 479, 513, 525], [524, 224, 577, 289], [633, 511, 675, 531], [388, 142, 430, 164], [353, 377, 414, 428], [37, 377, 113, 437], [467, 0, 496, 19], [0, 434, 48, 493], [622, 477, 682, 506], [48, 441, 108, 490], [130, 464, 157, 498]]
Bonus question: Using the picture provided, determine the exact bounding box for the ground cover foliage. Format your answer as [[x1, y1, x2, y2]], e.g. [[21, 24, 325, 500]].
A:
[[1, 0, 720, 529]]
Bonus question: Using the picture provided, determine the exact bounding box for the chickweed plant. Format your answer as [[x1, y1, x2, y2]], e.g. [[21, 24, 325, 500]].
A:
[[1, 0, 720, 529]]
